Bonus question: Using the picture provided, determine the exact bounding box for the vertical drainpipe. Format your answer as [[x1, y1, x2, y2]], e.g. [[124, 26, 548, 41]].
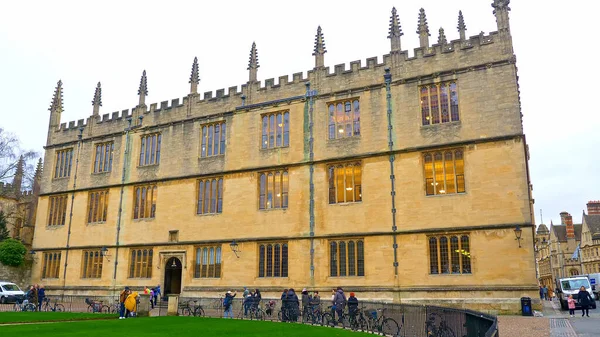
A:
[[113, 117, 136, 288], [384, 68, 399, 278], [61, 127, 84, 297], [306, 82, 317, 280]]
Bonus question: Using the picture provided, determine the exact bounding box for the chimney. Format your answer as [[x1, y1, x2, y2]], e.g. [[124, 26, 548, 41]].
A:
[[559, 211, 569, 225], [565, 214, 575, 239], [587, 200, 600, 215]]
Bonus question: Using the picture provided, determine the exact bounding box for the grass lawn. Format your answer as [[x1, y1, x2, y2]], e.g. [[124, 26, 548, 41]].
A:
[[0, 316, 369, 336], [0, 312, 114, 324]]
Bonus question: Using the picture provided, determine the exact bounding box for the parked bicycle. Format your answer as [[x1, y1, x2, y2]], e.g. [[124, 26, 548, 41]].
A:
[[107, 299, 120, 314], [209, 296, 223, 310], [85, 298, 109, 313], [248, 303, 265, 321], [425, 312, 455, 337], [346, 307, 371, 332], [365, 308, 400, 336], [322, 305, 346, 328], [41, 298, 65, 312], [278, 306, 299, 322], [179, 299, 205, 317], [13, 299, 36, 312]]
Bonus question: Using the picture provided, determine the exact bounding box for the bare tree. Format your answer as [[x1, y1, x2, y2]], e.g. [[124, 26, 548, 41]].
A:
[[0, 128, 38, 194]]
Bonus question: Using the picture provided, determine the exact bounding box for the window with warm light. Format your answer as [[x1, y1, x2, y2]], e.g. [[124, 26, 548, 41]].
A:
[[423, 150, 465, 196], [258, 242, 288, 277], [93, 142, 114, 173], [48, 195, 68, 226], [328, 162, 362, 204], [41, 252, 61, 279], [197, 178, 223, 214], [328, 99, 360, 139], [258, 170, 288, 210], [261, 111, 289, 149], [133, 185, 157, 219], [87, 190, 109, 224], [201, 122, 226, 157], [54, 148, 73, 179], [420, 82, 459, 125], [139, 133, 161, 166], [81, 250, 103, 278], [128, 249, 153, 278], [429, 235, 471, 275], [330, 239, 365, 277], [194, 246, 222, 278]]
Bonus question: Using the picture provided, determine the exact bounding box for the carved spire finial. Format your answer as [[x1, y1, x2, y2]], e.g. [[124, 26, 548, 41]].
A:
[[35, 158, 43, 180], [12, 155, 24, 194], [438, 27, 447, 46], [416, 8, 430, 48], [248, 42, 259, 82], [138, 70, 148, 106], [92, 82, 102, 116], [457, 10, 467, 40], [388, 7, 403, 52], [49, 80, 63, 113], [189, 57, 200, 94], [491, 0, 511, 33], [313, 26, 326, 68]]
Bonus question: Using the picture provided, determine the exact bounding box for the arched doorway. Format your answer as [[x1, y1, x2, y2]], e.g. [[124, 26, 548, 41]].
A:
[[164, 257, 182, 296]]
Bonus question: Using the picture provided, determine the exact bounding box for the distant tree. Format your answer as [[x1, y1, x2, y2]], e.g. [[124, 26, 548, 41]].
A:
[[0, 128, 37, 194], [0, 211, 9, 241], [0, 238, 27, 267]]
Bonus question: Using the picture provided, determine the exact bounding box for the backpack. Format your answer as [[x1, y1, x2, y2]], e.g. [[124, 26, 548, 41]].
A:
[[223, 295, 232, 308]]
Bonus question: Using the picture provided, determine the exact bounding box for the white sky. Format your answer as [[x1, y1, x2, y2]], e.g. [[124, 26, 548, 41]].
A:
[[1, 0, 598, 226]]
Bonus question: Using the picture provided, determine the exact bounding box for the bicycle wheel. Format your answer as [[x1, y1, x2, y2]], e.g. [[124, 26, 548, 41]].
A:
[[87, 305, 94, 313], [381, 317, 400, 336], [24, 303, 36, 312], [13, 303, 21, 312], [322, 313, 334, 327], [101, 305, 110, 313], [358, 314, 370, 332], [55, 304, 65, 312], [194, 307, 205, 317], [277, 310, 283, 322]]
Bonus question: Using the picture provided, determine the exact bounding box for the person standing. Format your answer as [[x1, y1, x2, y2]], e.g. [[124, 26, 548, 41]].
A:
[[347, 292, 359, 320], [567, 295, 576, 317], [253, 289, 262, 311], [281, 289, 289, 322], [301, 289, 310, 319], [286, 288, 300, 322], [243, 290, 253, 317], [119, 286, 130, 319], [154, 284, 161, 306], [223, 290, 236, 319], [577, 286, 593, 317], [37, 285, 45, 311], [125, 291, 139, 318], [333, 287, 347, 325], [149, 288, 155, 309], [28, 285, 38, 310], [542, 285, 549, 301], [538, 285, 544, 301]]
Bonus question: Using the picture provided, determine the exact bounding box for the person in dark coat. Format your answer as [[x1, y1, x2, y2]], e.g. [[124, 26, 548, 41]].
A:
[[301, 288, 310, 318], [253, 289, 262, 310], [286, 288, 300, 322], [37, 285, 46, 311], [577, 286, 594, 317], [281, 289, 289, 322], [347, 292, 359, 319], [333, 287, 347, 325]]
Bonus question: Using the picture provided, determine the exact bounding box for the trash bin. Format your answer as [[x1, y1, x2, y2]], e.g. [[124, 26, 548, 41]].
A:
[[521, 297, 533, 316]]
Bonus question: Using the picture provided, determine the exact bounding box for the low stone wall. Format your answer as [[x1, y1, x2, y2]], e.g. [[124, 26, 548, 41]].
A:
[[0, 260, 32, 289]]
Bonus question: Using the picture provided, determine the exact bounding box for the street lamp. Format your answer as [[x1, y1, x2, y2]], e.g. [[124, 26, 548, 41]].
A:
[[101, 246, 109, 257], [230, 240, 240, 258], [514, 225, 523, 248]]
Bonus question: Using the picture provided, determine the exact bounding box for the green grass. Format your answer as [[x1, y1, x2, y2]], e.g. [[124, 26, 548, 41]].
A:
[[0, 316, 368, 336], [0, 312, 114, 324]]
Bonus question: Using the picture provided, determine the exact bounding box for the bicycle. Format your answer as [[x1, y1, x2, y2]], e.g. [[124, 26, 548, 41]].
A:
[[346, 307, 370, 332], [366, 308, 400, 336], [322, 305, 346, 328], [209, 296, 224, 310], [41, 298, 65, 312], [107, 300, 120, 314], [179, 300, 205, 317], [85, 298, 109, 313], [13, 299, 36, 312], [303, 305, 324, 325], [278, 306, 299, 322], [425, 312, 455, 337], [249, 303, 265, 321]]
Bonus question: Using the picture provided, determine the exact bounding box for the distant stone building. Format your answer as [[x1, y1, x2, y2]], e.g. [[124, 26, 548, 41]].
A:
[[31, 1, 537, 313], [580, 201, 600, 274], [0, 157, 42, 249]]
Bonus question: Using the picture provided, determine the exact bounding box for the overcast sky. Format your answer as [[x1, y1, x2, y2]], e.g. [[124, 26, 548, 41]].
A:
[[1, 0, 598, 226]]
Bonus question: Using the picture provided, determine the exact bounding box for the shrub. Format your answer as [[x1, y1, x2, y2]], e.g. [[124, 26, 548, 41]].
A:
[[0, 238, 27, 267]]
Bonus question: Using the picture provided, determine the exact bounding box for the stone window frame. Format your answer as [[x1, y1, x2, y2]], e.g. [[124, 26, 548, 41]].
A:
[[54, 148, 73, 179], [128, 248, 153, 279], [47, 194, 68, 226], [258, 170, 289, 210], [138, 133, 162, 167], [327, 98, 360, 140], [260, 110, 290, 149], [41, 252, 62, 279], [81, 249, 103, 279], [328, 161, 362, 204], [92, 141, 114, 174], [258, 242, 288, 278], [423, 149, 466, 196], [428, 234, 471, 275], [197, 177, 224, 215], [133, 184, 157, 220], [419, 81, 460, 126], [87, 189, 109, 224], [193, 245, 222, 278], [329, 238, 365, 277], [200, 121, 226, 158]]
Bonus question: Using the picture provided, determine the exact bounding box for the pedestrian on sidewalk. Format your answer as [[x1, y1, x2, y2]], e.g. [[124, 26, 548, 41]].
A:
[[567, 295, 575, 317], [577, 286, 593, 317], [539, 286, 544, 300], [542, 285, 548, 301]]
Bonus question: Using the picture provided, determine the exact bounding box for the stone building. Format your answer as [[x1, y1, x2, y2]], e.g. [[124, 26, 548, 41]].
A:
[[0, 157, 42, 249], [31, 1, 537, 313], [579, 201, 600, 274]]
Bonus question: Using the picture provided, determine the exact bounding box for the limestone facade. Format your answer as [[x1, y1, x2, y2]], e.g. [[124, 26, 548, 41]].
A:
[[31, 2, 537, 314]]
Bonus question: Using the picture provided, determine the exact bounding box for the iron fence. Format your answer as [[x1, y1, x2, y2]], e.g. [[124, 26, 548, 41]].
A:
[[0, 294, 498, 337]]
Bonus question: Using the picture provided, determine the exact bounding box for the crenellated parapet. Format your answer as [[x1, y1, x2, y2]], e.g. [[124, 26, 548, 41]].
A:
[[46, 3, 514, 147]]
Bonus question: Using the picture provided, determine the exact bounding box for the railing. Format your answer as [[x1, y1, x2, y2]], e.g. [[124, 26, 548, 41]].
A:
[[0, 295, 498, 336]]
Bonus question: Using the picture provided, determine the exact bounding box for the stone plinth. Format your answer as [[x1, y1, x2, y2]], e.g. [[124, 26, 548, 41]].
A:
[[167, 295, 179, 316]]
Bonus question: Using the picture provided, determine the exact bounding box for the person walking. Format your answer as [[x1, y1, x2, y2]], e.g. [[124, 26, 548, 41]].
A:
[[223, 290, 236, 319], [577, 286, 593, 317], [301, 288, 310, 320], [542, 285, 549, 301], [567, 294, 576, 317], [37, 285, 45, 312], [539, 285, 544, 301], [281, 289, 289, 322], [333, 287, 347, 325], [119, 286, 130, 319]]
